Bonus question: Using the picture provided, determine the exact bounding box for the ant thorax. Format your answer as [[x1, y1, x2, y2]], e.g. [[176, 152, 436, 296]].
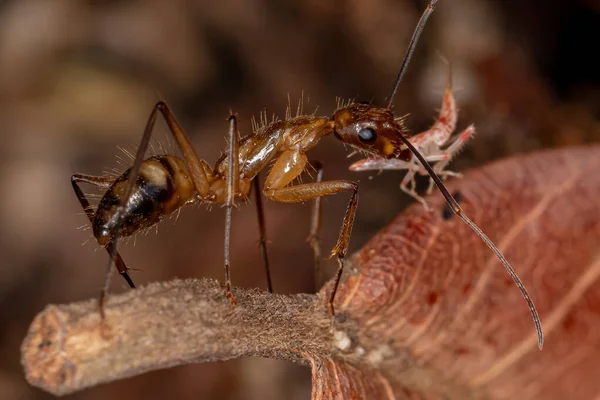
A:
[[214, 116, 333, 183]]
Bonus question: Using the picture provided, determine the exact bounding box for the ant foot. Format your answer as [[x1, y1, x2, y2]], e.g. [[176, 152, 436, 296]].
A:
[[97, 295, 107, 319], [225, 290, 238, 306], [327, 300, 335, 316], [255, 238, 270, 248]]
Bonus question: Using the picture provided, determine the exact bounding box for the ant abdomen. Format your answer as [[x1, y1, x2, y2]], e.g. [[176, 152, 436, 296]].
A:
[[93, 155, 196, 245]]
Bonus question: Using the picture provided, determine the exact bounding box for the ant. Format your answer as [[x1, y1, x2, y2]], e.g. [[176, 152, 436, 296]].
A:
[[71, 0, 542, 349]]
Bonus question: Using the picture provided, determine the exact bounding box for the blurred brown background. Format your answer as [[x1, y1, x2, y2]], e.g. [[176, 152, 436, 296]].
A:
[[1, 0, 599, 399]]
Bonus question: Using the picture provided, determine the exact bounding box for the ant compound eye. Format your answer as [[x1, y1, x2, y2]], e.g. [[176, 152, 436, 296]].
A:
[[358, 127, 377, 143]]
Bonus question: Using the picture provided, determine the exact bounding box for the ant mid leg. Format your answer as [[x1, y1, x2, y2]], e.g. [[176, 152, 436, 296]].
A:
[[307, 161, 324, 290], [252, 176, 273, 293]]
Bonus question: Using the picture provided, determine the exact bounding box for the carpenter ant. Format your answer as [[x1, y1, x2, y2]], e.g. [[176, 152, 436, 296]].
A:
[[71, 0, 542, 349]]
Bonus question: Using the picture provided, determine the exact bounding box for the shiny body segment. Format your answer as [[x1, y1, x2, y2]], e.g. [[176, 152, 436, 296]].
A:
[[93, 155, 195, 244]]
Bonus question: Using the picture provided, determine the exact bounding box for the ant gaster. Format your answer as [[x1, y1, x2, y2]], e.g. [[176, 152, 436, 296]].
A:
[[71, 0, 542, 349]]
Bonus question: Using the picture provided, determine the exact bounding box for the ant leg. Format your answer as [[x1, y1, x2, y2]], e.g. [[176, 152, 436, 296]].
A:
[[71, 174, 135, 316], [308, 163, 325, 286], [252, 175, 273, 293], [264, 150, 358, 315], [307, 161, 324, 290], [71, 174, 113, 188], [327, 185, 358, 316], [224, 115, 239, 305], [117, 101, 214, 217], [154, 102, 212, 195], [71, 174, 134, 287]]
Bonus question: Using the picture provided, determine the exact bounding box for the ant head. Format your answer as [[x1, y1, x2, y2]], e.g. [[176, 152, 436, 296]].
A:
[[332, 103, 408, 159]]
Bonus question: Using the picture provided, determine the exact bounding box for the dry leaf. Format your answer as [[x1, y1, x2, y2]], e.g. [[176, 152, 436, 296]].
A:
[[326, 144, 600, 399]]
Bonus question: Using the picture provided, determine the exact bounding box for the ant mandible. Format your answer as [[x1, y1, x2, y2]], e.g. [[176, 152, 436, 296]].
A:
[[71, 0, 543, 349]]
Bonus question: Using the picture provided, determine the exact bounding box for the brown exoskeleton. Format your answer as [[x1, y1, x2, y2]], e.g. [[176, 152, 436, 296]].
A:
[[72, 0, 542, 349]]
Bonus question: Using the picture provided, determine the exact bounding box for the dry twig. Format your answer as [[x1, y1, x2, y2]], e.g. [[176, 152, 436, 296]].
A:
[[21, 279, 331, 396]]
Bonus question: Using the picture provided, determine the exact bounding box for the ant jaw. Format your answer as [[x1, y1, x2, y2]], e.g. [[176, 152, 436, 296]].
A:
[[394, 147, 413, 162], [347, 139, 411, 167]]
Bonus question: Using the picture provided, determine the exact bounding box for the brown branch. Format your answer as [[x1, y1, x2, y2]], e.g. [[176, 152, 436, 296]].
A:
[[21, 278, 332, 396]]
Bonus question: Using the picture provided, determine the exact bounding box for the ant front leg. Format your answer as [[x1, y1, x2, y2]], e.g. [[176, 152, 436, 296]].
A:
[[264, 150, 358, 315], [71, 174, 135, 316]]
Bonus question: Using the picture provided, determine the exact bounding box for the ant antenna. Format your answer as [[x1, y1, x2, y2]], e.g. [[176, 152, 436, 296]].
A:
[[395, 132, 544, 350], [384, 0, 542, 349], [385, 1, 544, 348], [386, 0, 439, 109]]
